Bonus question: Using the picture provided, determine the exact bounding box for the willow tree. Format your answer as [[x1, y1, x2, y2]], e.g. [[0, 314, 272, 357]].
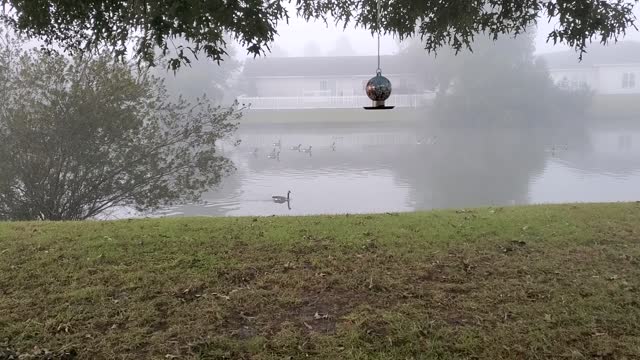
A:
[[1, 0, 637, 69], [0, 32, 241, 221]]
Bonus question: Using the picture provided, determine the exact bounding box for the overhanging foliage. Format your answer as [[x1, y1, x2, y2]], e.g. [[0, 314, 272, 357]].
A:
[[1, 0, 637, 69]]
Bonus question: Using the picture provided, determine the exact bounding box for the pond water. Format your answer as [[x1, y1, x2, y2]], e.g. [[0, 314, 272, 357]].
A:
[[145, 121, 640, 218]]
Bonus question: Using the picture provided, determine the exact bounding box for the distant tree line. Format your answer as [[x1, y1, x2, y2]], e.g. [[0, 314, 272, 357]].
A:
[[401, 31, 593, 125]]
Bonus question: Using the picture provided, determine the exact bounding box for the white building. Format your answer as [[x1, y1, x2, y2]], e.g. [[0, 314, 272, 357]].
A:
[[238, 55, 434, 109], [541, 42, 640, 95]]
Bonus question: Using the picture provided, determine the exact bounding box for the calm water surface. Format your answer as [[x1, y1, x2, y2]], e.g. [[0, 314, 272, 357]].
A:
[[146, 122, 640, 218]]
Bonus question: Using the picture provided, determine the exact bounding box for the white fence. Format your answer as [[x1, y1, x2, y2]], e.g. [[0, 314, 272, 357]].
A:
[[237, 93, 435, 110]]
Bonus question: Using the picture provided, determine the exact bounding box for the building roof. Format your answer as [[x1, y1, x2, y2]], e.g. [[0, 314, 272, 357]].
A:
[[242, 55, 412, 78], [540, 41, 640, 69]]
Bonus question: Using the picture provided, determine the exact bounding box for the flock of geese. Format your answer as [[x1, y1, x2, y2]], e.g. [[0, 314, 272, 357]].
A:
[[252, 138, 338, 161], [262, 139, 338, 205], [263, 136, 569, 205], [256, 135, 446, 161], [251, 135, 444, 162], [416, 136, 439, 145]]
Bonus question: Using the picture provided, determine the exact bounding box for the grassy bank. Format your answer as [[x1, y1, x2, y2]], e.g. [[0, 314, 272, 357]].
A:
[[1, 203, 640, 359]]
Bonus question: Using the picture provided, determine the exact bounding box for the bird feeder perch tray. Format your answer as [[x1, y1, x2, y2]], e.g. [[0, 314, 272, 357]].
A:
[[363, 105, 395, 110]]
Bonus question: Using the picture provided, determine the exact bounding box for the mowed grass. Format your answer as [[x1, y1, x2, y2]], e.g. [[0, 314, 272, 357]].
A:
[[1, 203, 640, 359]]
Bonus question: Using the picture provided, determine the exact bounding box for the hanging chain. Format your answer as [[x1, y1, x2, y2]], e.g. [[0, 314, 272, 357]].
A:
[[376, 0, 381, 75]]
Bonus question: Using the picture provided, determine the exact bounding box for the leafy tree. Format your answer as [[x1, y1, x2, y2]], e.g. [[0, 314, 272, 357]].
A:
[[269, 44, 289, 58], [1, 0, 636, 69], [328, 35, 357, 56], [0, 33, 242, 221], [152, 38, 241, 103], [303, 40, 323, 57]]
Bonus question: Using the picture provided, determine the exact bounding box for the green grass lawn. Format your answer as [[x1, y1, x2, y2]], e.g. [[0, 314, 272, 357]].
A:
[[1, 203, 640, 359]]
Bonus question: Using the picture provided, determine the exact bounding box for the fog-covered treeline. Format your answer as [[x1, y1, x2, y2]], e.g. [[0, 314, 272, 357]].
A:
[[150, 37, 242, 104], [400, 31, 592, 125]]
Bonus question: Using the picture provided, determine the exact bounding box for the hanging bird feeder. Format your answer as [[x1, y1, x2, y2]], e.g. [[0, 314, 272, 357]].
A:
[[365, 70, 393, 109], [364, 0, 394, 110]]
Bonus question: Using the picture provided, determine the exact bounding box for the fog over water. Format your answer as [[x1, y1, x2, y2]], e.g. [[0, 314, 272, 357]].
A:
[[131, 119, 640, 218], [121, 15, 640, 219]]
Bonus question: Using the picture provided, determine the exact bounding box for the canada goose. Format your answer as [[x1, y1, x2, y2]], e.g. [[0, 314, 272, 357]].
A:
[[290, 144, 302, 151], [267, 150, 280, 159], [301, 146, 312, 153], [272, 191, 291, 203]]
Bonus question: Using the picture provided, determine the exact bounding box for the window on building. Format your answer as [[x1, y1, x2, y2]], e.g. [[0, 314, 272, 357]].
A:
[[622, 73, 636, 89]]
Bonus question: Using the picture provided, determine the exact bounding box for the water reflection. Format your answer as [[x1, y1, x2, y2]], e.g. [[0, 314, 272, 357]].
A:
[[154, 122, 640, 217]]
